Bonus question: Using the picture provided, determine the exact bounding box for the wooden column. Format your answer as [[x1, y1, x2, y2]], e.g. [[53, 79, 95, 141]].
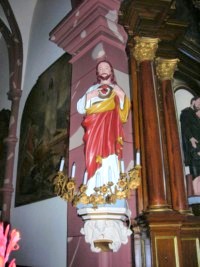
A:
[[133, 37, 170, 211], [129, 52, 148, 213], [155, 58, 190, 213]]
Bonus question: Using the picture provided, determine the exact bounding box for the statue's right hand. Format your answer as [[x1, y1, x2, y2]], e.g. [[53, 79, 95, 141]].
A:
[[190, 137, 198, 148]]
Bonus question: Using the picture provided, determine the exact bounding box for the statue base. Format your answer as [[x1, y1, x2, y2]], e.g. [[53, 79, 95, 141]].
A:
[[77, 200, 132, 252]]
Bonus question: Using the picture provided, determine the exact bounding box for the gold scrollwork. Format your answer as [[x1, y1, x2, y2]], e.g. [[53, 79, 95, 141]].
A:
[[133, 36, 160, 63], [155, 57, 180, 81], [53, 165, 142, 208]]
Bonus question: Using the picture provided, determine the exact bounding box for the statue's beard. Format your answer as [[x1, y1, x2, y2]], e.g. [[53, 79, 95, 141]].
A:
[[193, 105, 200, 111], [98, 74, 111, 81]]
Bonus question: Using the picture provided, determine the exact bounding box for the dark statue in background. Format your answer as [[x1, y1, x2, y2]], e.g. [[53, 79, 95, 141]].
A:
[[180, 96, 200, 179]]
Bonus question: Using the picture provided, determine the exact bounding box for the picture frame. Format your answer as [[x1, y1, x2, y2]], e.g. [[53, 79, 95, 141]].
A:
[[15, 53, 71, 206]]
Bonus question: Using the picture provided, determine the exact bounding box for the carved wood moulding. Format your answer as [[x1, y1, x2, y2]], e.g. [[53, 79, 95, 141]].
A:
[[119, 0, 200, 83], [119, 0, 187, 47]]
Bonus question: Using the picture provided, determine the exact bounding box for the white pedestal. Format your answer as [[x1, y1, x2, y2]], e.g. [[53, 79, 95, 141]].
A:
[[77, 201, 132, 252]]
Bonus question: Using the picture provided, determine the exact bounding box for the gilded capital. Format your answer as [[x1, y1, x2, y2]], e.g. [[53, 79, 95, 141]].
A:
[[155, 58, 180, 81], [133, 36, 160, 63]]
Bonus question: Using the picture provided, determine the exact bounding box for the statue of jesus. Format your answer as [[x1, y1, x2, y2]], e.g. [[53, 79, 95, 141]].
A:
[[77, 60, 130, 195]]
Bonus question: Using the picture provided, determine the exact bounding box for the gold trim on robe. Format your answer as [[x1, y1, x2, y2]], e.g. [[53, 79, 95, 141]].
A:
[[86, 92, 130, 123]]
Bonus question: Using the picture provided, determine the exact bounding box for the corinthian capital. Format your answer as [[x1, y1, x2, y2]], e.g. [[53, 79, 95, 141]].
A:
[[133, 36, 160, 63], [155, 58, 180, 81]]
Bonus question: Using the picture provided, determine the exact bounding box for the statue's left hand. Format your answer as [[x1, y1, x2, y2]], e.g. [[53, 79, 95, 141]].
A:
[[113, 85, 125, 100]]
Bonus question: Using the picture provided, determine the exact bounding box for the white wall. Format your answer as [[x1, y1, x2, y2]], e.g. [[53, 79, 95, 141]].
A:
[[9, 0, 38, 89], [175, 89, 194, 119], [0, 1, 72, 266], [12, 198, 67, 267]]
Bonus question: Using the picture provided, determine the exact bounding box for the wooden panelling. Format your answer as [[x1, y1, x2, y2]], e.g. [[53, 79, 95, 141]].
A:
[[155, 236, 179, 267], [181, 238, 200, 267]]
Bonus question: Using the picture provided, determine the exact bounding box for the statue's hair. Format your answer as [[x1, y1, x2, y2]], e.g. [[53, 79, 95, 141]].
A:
[[190, 96, 200, 105]]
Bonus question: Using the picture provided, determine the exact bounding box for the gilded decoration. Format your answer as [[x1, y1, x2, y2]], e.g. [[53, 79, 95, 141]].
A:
[[133, 36, 160, 63], [156, 58, 180, 81], [53, 165, 141, 208]]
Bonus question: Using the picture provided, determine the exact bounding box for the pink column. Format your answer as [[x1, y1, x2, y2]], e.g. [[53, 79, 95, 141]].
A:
[[50, 1, 134, 266], [0, 0, 23, 223], [2, 89, 22, 222]]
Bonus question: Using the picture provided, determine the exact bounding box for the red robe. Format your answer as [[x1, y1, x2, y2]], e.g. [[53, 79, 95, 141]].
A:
[[82, 92, 130, 179]]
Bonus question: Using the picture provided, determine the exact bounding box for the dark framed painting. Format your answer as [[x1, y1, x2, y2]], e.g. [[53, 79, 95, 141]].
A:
[[15, 53, 71, 206]]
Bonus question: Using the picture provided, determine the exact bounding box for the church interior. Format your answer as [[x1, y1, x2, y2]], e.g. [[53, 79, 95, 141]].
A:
[[0, 0, 200, 266]]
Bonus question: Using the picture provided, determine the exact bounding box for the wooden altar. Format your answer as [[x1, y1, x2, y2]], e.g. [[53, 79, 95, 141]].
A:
[[120, 1, 200, 266]]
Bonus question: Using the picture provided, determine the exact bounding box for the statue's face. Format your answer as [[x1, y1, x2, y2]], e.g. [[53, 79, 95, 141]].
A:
[[196, 110, 200, 118], [97, 62, 112, 79], [194, 98, 200, 110]]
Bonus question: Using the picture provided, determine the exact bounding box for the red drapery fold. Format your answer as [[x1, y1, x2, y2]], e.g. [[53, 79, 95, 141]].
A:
[[82, 95, 123, 179]]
